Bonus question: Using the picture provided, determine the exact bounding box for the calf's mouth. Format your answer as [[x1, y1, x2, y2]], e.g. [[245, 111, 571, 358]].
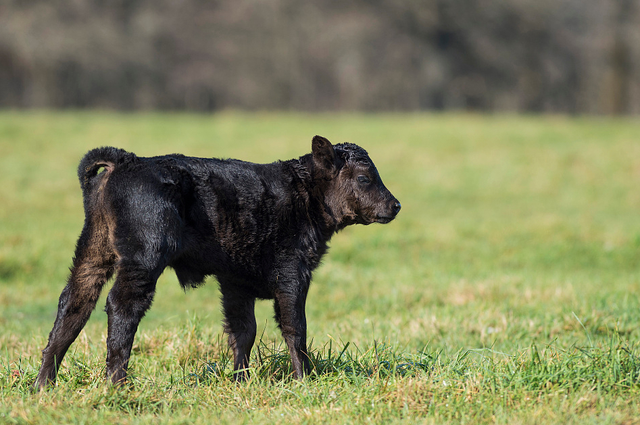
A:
[[374, 199, 401, 224]]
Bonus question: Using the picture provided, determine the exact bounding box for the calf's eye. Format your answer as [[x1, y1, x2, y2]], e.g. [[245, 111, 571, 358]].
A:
[[357, 175, 371, 184]]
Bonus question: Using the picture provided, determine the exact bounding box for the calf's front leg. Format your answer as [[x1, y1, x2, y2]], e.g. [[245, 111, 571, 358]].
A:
[[221, 292, 257, 381], [274, 287, 311, 379]]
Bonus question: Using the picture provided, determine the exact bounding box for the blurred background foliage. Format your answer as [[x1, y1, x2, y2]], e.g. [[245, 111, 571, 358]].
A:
[[0, 0, 639, 114]]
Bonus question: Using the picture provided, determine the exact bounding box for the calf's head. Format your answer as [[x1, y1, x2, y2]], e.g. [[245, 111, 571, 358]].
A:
[[312, 135, 401, 228]]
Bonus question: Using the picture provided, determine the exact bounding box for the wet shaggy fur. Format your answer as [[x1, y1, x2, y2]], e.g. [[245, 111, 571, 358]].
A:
[[34, 135, 401, 389]]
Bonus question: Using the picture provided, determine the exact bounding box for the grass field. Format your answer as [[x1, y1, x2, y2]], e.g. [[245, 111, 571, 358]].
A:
[[1, 112, 640, 424]]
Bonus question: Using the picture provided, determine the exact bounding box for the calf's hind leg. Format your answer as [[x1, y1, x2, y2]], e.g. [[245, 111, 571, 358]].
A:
[[35, 225, 115, 390], [104, 259, 164, 384]]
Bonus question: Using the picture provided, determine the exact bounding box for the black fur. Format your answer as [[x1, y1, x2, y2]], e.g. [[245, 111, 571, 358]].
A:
[[34, 135, 400, 389]]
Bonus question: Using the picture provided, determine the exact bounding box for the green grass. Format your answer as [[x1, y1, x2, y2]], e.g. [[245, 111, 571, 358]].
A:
[[1, 111, 640, 424]]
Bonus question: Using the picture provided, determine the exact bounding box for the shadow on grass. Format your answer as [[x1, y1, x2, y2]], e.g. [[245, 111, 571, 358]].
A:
[[185, 338, 440, 386], [184, 334, 640, 392]]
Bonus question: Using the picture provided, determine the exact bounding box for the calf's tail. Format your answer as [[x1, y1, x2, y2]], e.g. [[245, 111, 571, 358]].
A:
[[77, 147, 135, 196]]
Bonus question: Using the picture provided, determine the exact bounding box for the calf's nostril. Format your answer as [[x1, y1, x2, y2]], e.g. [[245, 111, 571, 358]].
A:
[[392, 201, 401, 214]]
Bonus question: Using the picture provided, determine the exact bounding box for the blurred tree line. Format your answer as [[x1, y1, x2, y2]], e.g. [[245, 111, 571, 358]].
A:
[[0, 0, 638, 113]]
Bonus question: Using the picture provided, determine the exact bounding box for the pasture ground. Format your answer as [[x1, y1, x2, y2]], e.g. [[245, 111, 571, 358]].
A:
[[1, 112, 640, 424]]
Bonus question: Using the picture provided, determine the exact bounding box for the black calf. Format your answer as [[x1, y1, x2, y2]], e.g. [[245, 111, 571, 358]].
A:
[[35, 135, 400, 389]]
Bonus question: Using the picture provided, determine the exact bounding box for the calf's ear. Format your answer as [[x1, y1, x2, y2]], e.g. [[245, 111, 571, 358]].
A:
[[312, 135, 337, 173]]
